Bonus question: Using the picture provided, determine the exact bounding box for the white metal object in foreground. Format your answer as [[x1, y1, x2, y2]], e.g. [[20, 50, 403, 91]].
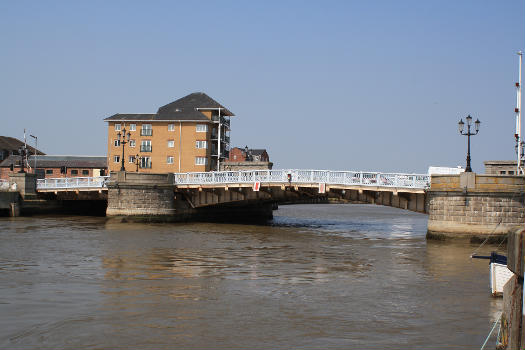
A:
[[36, 176, 109, 190], [173, 169, 430, 189], [491, 262, 514, 296]]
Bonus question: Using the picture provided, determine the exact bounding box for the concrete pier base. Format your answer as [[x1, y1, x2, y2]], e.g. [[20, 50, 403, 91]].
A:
[[427, 173, 524, 241], [9, 202, 20, 217], [8, 173, 37, 198], [106, 172, 176, 218]]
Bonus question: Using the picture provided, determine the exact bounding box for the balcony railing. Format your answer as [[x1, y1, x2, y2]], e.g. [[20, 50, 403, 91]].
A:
[[140, 146, 152, 152], [211, 116, 231, 128], [141, 129, 153, 136]]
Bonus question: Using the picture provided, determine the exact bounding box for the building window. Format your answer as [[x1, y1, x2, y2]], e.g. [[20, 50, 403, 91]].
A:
[[82, 170, 89, 176], [45, 169, 53, 175], [141, 140, 152, 152], [140, 156, 151, 168], [509, 171, 515, 175], [141, 124, 152, 136], [114, 155, 120, 163], [233, 155, 237, 160], [500, 170, 506, 175], [196, 124, 208, 132], [71, 170, 78, 175], [129, 124, 136, 131], [167, 140, 175, 148], [115, 124, 121, 131], [195, 157, 207, 165], [167, 156, 174, 164], [168, 124, 175, 131], [129, 155, 135, 163], [129, 140, 136, 147], [196, 140, 208, 149], [114, 139, 120, 147]]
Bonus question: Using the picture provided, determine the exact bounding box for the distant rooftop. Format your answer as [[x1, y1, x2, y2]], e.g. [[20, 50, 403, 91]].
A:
[[105, 92, 234, 122], [0, 155, 106, 168], [484, 160, 517, 165], [0, 136, 45, 155]]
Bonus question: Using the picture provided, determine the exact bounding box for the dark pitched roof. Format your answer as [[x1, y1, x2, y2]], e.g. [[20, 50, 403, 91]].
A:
[[105, 110, 210, 122], [104, 114, 157, 121], [0, 155, 107, 168], [250, 149, 267, 156], [0, 136, 45, 155], [104, 92, 234, 122], [157, 92, 234, 116]]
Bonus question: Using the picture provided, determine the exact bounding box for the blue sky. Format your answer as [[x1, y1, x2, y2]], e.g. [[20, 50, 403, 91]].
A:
[[1, 0, 523, 173]]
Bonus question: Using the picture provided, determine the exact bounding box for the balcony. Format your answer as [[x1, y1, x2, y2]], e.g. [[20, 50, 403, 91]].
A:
[[211, 115, 230, 128], [140, 146, 152, 152], [141, 129, 153, 136]]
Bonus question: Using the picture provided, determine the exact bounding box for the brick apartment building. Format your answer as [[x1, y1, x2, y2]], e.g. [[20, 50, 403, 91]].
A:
[[105, 92, 234, 173]]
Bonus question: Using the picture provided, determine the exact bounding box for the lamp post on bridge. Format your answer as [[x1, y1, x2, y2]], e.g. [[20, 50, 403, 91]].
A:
[[117, 127, 131, 172], [134, 154, 140, 172], [18, 146, 27, 173], [458, 115, 481, 172]]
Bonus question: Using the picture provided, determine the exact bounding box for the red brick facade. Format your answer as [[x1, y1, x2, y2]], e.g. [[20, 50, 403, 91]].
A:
[[228, 147, 247, 162], [227, 147, 269, 162]]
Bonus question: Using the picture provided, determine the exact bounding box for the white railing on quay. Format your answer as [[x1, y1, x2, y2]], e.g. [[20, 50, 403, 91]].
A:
[[36, 176, 110, 190], [0, 179, 9, 191], [173, 169, 430, 189]]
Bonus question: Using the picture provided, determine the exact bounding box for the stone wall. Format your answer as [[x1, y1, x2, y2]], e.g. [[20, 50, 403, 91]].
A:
[[106, 171, 176, 217], [499, 228, 525, 349], [427, 173, 524, 240]]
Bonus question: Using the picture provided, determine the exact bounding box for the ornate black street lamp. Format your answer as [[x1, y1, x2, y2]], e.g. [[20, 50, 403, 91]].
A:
[[117, 127, 131, 171], [458, 115, 481, 172]]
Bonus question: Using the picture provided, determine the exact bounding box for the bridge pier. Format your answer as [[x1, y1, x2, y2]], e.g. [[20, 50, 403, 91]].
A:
[[106, 172, 177, 219], [427, 173, 524, 241]]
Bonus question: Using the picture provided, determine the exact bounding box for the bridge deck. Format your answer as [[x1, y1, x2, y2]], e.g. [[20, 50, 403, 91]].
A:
[[35, 170, 430, 192]]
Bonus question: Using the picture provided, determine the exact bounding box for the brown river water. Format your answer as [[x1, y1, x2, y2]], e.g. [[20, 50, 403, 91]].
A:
[[0, 204, 504, 349]]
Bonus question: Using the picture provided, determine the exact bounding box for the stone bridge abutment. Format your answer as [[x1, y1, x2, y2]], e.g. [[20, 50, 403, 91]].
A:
[[427, 173, 524, 241]]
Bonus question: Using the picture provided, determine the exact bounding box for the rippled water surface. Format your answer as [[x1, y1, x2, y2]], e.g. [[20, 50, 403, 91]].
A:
[[0, 204, 504, 349]]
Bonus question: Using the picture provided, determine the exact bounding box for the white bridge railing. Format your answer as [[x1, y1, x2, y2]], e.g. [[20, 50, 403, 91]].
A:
[[36, 176, 109, 190], [34, 170, 430, 191], [173, 170, 430, 189]]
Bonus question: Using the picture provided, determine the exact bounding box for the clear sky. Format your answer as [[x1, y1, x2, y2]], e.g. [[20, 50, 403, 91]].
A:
[[1, 0, 523, 173]]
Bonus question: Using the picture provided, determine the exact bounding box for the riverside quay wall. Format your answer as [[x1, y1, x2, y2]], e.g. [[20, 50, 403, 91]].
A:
[[427, 173, 524, 241]]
